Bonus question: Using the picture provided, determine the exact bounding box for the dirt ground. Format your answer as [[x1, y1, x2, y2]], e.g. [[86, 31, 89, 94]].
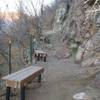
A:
[[24, 52, 100, 100], [1, 32, 100, 100], [26, 32, 100, 100]]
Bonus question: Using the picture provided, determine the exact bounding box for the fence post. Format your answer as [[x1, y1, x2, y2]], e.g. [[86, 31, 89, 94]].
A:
[[8, 40, 12, 74], [30, 33, 33, 64]]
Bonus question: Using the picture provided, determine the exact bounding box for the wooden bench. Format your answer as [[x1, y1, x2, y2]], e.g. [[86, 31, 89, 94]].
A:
[[34, 50, 47, 62], [2, 66, 44, 100]]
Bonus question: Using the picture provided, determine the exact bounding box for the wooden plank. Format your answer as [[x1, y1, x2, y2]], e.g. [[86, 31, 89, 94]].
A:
[[35, 50, 47, 54], [18, 67, 44, 82], [2, 66, 44, 82], [11, 67, 43, 81], [2, 66, 44, 88], [2, 66, 32, 80]]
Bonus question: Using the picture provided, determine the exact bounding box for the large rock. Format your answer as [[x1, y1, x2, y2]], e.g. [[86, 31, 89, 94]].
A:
[[53, 2, 70, 31], [76, 29, 100, 64], [95, 12, 100, 27], [77, 66, 100, 79], [94, 58, 100, 66], [81, 57, 96, 67], [80, 40, 95, 60], [54, 46, 71, 59], [75, 46, 84, 62], [82, 52, 100, 67], [73, 92, 93, 100], [53, 0, 100, 69]]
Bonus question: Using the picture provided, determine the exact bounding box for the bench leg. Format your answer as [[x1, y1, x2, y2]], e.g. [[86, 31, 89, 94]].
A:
[[35, 57, 37, 64], [38, 74, 41, 83], [34, 54, 37, 64], [37, 54, 40, 61], [44, 56, 46, 62], [6, 87, 11, 100], [20, 86, 25, 100]]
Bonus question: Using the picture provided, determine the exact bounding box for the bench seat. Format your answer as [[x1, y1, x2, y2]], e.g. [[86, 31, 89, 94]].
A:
[[34, 50, 47, 62], [2, 66, 44, 100]]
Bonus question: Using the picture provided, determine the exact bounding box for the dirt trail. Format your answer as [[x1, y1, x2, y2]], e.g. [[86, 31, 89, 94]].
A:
[[26, 32, 82, 100], [25, 31, 100, 100], [1, 31, 100, 100]]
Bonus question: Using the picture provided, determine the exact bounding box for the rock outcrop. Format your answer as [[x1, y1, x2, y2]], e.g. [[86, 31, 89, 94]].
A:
[[53, 0, 100, 67]]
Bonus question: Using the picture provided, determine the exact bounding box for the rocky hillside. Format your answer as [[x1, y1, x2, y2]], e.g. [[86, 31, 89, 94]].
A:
[[53, 0, 100, 68]]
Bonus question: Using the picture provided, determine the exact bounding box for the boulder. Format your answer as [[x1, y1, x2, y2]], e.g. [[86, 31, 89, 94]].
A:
[[53, 3, 68, 31], [73, 92, 93, 100], [94, 53, 100, 66], [54, 47, 71, 59], [77, 67, 100, 79], [94, 58, 100, 66], [75, 46, 84, 62], [95, 12, 100, 27], [76, 29, 100, 65], [81, 57, 96, 67], [46, 44, 53, 49]]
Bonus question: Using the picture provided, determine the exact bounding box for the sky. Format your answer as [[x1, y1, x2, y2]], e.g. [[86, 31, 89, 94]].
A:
[[0, 0, 55, 12]]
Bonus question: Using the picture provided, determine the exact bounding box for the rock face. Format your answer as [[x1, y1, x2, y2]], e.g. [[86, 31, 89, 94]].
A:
[[53, 1, 71, 32], [76, 28, 100, 66], [53, 0, 100, 68], [95, 12, 100, 26]]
